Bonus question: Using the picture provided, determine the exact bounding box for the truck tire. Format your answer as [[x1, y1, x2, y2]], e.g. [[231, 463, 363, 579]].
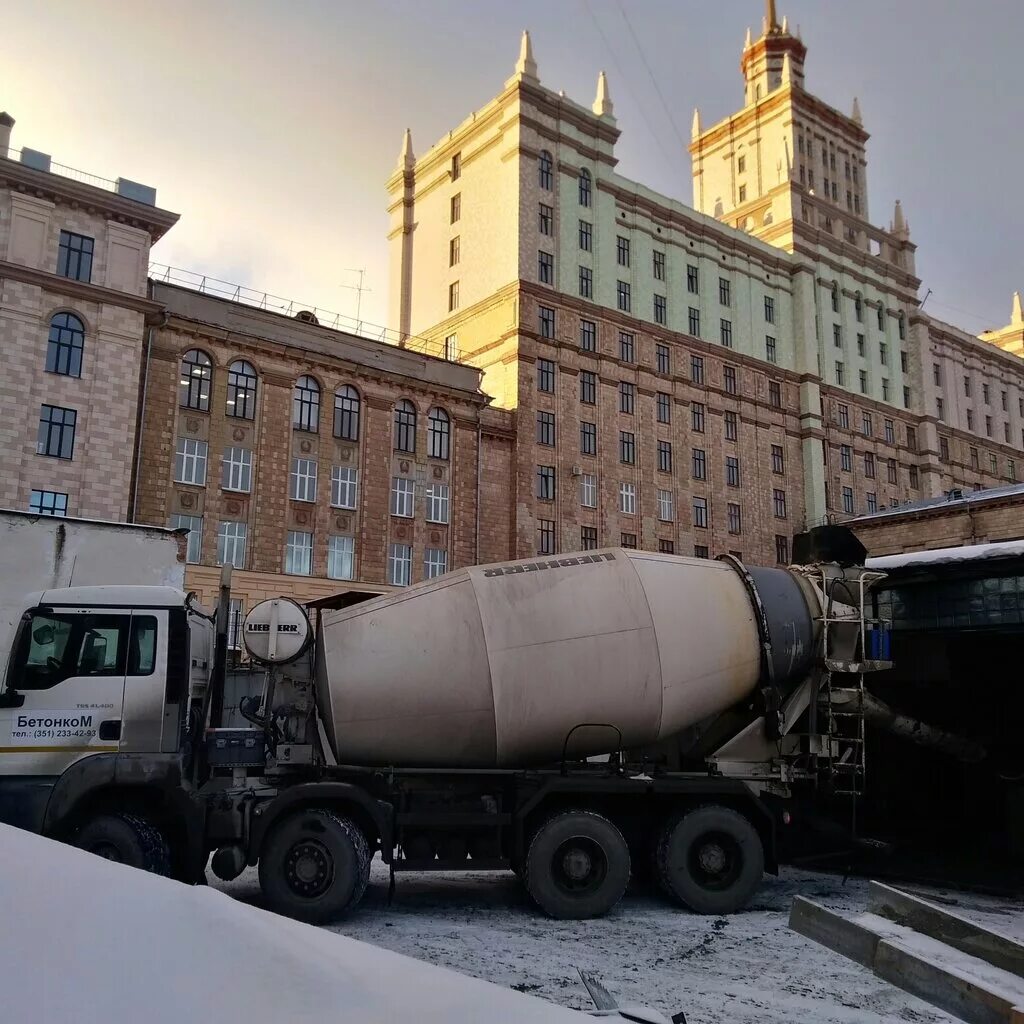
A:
[[258, 808, 370, 924], [74, 813, 171, 876], [654, 805, 764, 915], [524, 809, 630, 919]]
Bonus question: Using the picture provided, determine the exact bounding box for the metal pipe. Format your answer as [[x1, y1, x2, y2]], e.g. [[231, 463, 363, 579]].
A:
[[129, 296, 167, 522]]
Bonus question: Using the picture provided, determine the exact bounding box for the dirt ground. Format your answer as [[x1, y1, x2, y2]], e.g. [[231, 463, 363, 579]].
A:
[[216, 860, 1024, 1023]]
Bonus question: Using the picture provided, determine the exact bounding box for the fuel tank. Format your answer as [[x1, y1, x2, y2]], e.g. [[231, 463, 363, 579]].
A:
[[315, 549, 816, 768]]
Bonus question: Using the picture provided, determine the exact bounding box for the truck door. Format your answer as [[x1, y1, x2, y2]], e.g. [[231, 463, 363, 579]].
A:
[[0, 607, 134, 831]]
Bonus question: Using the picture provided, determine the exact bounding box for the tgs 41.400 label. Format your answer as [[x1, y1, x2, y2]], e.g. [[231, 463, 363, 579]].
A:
[[8, 712, 97, 743]]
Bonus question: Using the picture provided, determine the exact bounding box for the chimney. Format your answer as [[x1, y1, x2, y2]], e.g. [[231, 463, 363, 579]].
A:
[[0, 112, 14, 159]]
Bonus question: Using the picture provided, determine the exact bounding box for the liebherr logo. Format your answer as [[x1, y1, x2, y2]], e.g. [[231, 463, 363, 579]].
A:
[[482, 552, 616, 579]]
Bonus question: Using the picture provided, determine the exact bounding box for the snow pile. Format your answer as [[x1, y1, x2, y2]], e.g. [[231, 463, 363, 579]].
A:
[[0, 823, 581, 1024], [867, 538, 1024, 572]]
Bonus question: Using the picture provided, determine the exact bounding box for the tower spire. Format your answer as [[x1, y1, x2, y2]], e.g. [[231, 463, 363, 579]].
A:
[[396, 128, 414, 172], [592, 70, 613, 118], [851, 96, 863, 126], [691, 107, 702, 140], [1012, 291, 1023, 327], [765, 0, 779, 33], [514, 29, 538, 80]]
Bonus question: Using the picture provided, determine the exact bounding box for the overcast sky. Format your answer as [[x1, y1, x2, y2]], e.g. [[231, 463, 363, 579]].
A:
[[5, 0, 1021, 336]]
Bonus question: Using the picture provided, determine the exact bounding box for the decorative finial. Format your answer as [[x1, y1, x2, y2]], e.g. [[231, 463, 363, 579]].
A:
[[514, 29, 538, 80], [397, 128, 414, 171], [766, 0, 779, 33], [781, 51, 794, 87], [892, 199, 909, 238], [691, 107, 702, 140], [1012, 291, 1023, 326], [781, 15, 788, 33], [744, 26, 752, 48], [851, 97, 863, 125], [592, 70, 613, 117]]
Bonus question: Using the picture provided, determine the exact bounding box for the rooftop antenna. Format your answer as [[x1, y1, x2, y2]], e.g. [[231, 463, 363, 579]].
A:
[[339, 269, 370, 331], [919, 288, 932, 311]]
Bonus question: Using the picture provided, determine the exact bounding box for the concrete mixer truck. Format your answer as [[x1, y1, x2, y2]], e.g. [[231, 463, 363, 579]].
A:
[[0, 524, 890, 923]]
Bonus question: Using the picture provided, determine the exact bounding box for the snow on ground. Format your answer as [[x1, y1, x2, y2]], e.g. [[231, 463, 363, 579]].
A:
[[217, 860, 1024, 1024]]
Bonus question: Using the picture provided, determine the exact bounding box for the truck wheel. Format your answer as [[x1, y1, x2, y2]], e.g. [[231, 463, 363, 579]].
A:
[[259, 808, 370, 924], [75, 813, 171, 876], [655, 805, 764, 915], [524, 810, 630, 919]]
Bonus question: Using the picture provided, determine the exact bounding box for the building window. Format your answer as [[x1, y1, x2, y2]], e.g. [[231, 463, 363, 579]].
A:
[[939, 436, 950, 462], [769, 381, 782, 409], [887, 458, 898, 484], [579, 168, 592, 206], [1005, 423, 1011, 443], [990, 452, 998, 473], [619, 332, 634, 363], [617, 236, 630, 267], [448, 280, 460, 312], [621, 533, 637, 549], [424, 547, 448, 580], [659, 539, 675, 555], [654, 294, 667, 325], [657, 488, 674, 522], [388, 543, 412, 586], [619, 482, 636, 515], [427, 407, 451, 460], [45, 313, 85, 378], [285, 531, 313, 576], [171, 514, 203, 564], [856, 334, 866, 357], [720, 319, 733, 348], [738, 185, 747, 202], [692, 402, 706, 433], [690, 355, 704, 384], [537, 358, 555, 392], [771, 444, 784, 474], [841, 486, 854, 514], [215, 447, 253, 496], [449, 235, 461, 267], [538, 410, 556, 446], [1001, 390, 1008, 412], [693, 496, 708, 529], [766, 336, 777, 363], [724, 366, 737, 395], [653, 250, 665, 281], [579, 220, 592, 251], [854, 295, 864, 323], [898, 313, 906, 340], [840, 445, 852, 472], [724, 410, 737, 441], [658, 440, 673, 473], [865, 492, 878, 514], [882, 379, 890, 401], [538, 250, 554, 285], [936, 397, 945, 420], [227, 360, 258, 419], [688, 307, 701, 337], [579, 266, 593, 298], [865, 452, 876, 478], [692, 447, 707, 480], [986, 415, 993, 438], [393, 399, 417, 453], [831, 285, 840, 314], [580, 420, 596, 455], [391, 476, 415, 517], [909, 465, 919, 488], [425, 483, 450, 524], [331, 466, 358, 509], [537, 519, 556, 556], [877, 306, 885, 331], [655, 343, 670, 375], [1009, 459, 1017, 482], [833, 324, 843, 348], [764, 296, 775, 324], [687, 264, 699, 294], [619, 381, 635, 414], [179, 349, 211, 410], [290, 457, 317, 502], [28, 489, 68, 517], [727, 503, 742, 534], [580, 473, 597, 508], [334, 385, 361, 441], [537, 465, 556, 501], [292, 375, 320, 432], [835, 361, 845, 386], [174, 437, 208, 486], [580, 371, 596, 404], [450, 193, 461, 223], [726, 455, 740, 487], [862, 412, 872, 437], [773, 489, 787, 518], [906, 425, 917, 451], [451, 152, 461, 180], [719, 278, 731, 306], [216, 521, 247, 569], [617, 280, 631, 312], [580, 319, 596, 352], [328, 535, 356, 581], [657, 392, 671, 424], [619, 431, 635, 464], [859, 369, 868, 394], [837, 403, 849, 429], [581, 526, 598, 550], [539, 305, 556, 339], [967, 409, 975, 431], [56, 230, 95, 282], [775, 535, 789, 564], [538, 150, 553, 190], [694, 544, 709, 558], [539, 204, 553, 236]]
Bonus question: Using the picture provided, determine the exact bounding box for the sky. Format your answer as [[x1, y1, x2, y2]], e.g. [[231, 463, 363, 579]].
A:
[[4, 0, 1022, 336]]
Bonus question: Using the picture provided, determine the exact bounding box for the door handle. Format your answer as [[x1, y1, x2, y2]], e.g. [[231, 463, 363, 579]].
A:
[[99, 720, 121, 741]]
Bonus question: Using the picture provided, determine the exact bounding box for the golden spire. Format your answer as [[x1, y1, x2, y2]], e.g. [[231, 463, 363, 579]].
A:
[[766, 0, 779, 33]]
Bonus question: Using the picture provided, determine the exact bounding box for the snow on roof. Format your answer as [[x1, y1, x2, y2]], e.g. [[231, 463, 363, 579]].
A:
[[0, 824, 580, 1024], [867, 538, 1024, 572], [852, 481, 1024, 522]]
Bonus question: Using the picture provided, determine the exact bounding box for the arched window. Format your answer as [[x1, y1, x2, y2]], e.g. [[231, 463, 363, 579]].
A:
[[831, 283, 840, 313], [292, 374, 320, 432], [227, 360, 258, 419], [578, 168, 591, 207], [394, 399, 417, 453], [898, 312, 906, 340], [334, 385, 360, 441], [46, 313, 84, 378], [854, 292, 863, 323], [427, 407, 450, 460], [538, 150, 553, 190], [179, 349, 211, 410]]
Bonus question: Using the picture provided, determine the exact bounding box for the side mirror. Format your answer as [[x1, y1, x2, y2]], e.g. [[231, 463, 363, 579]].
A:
[[0, 690, 25, 709]]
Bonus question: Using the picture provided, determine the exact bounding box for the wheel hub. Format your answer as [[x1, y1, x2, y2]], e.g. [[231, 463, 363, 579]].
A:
[[285, 840, 333, 898], [562, 847, 593, 881], [698, 842, 727, 875]]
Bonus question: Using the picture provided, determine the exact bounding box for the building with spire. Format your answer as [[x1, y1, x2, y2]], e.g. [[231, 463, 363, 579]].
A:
[[388, 7, 1024, 564]]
